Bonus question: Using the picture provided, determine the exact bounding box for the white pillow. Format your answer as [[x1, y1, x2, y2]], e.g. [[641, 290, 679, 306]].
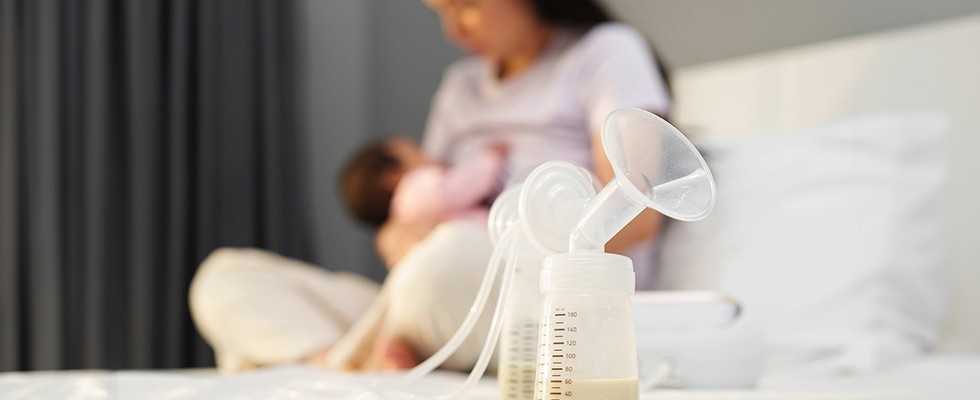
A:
[[658, 112, 950, 376]]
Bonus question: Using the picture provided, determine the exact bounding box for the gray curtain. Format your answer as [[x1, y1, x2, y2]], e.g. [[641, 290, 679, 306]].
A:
[[0, 0, 310, 370]]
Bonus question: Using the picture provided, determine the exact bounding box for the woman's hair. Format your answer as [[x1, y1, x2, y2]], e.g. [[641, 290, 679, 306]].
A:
[[529, 0, 673, 102], [339, 139, 401, 228], [529, 0, 612, 29]]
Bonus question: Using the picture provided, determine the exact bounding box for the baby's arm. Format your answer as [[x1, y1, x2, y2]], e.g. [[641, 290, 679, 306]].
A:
[[441, 145, 506, 212]]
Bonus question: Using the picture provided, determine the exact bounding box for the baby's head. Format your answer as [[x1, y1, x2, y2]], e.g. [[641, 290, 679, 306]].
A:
[[340, 137, 430, 228]]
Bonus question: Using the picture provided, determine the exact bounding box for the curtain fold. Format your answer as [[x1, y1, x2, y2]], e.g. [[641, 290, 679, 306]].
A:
[[0, 0, 310, 370]]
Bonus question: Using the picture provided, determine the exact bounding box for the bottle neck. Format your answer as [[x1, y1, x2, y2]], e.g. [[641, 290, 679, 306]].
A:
[[540, 251, 635, 295]]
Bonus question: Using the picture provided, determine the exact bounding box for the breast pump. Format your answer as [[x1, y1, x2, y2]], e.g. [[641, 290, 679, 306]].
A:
[[495, 107, 716, 400], [338, 107, 715, 400]]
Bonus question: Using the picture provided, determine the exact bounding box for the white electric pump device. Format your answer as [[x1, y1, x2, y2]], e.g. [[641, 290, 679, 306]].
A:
[[338, 108, 715, 400]]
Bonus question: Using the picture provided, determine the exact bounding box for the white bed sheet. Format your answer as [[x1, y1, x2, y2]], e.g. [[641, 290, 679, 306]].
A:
[[2, 355, 978, 400]]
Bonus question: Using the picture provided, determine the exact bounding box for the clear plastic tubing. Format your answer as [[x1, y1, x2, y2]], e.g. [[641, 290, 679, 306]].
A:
[[497, 232, 545, 400], [346, 224, 522, 400]]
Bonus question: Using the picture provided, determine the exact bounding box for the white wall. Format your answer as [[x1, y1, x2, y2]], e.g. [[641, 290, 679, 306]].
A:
[[298, 0, 459, 281], [369, 1, 461, 137], [604, 0, 980, 67]]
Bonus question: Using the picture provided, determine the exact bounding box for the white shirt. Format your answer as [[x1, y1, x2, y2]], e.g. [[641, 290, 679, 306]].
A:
[[421, 22, 670, 289], [422, 22, 670, 180]]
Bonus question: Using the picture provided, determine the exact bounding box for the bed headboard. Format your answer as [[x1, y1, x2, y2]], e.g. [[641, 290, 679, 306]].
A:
[[670, 14, 980, 351]]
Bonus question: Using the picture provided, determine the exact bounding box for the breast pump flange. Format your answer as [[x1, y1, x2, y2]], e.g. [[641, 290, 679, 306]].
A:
[[513, 107, 716, 400], [520, 107, 716, 255]]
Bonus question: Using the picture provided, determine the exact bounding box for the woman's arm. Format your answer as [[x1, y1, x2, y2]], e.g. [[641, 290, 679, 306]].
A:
[[375, 219, 439, 269], [591, 130, 664, 254], [573, 25, 670, 253]]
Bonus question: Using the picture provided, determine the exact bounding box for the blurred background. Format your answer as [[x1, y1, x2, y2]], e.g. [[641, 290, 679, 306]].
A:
[[1, 0, 978, 371]]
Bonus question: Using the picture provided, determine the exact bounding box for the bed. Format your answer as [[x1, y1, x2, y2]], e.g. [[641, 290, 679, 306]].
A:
[[2, 355, 980, 399], [3, 12, 979, 400]]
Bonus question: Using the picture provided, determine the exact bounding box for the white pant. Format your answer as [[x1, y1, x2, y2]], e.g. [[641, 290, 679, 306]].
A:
[[189, 221, 497, 373]]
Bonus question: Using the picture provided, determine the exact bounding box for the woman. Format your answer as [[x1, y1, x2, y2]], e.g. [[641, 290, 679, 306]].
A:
[[189, 0, 669, 372], [379, 0, 669, 267]]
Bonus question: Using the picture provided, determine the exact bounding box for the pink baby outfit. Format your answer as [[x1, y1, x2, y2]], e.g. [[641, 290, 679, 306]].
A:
[[389, 148, 504, 223]]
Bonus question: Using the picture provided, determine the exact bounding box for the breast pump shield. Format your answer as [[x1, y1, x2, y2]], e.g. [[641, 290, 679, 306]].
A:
[[521, 107, 716, 254], [515, 108, 716, 400]]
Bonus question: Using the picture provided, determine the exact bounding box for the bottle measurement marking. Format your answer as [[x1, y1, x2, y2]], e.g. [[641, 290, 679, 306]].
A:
[[538, 307, 580, 400]]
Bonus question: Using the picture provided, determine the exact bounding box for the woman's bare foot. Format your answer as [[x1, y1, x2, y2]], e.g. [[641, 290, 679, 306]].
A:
[[308, 336, 418, 371], [376, 337, 420, 370]]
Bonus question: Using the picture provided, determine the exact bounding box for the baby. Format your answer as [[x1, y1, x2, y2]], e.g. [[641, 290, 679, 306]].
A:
[[340, 136, 506, 229]]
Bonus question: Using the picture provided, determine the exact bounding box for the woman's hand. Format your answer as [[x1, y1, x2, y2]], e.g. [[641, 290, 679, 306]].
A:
[[375, 219, 440, 269]]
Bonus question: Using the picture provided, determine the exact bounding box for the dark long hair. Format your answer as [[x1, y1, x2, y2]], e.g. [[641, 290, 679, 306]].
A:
[[529, 0, 612, 29], [529, 0, 672, 100]]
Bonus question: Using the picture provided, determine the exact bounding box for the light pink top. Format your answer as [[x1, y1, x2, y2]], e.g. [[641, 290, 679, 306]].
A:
[[390, 148, 504, 223]]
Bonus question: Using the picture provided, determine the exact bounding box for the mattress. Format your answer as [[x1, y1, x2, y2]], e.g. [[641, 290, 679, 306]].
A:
[[1, 355, 978, 399]]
